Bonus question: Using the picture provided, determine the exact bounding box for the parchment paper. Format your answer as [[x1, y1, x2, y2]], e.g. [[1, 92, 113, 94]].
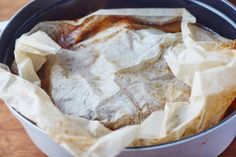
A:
[[0, 9, 236, 157]]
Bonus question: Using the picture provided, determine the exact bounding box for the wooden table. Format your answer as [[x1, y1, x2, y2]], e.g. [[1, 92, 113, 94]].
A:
[[0, 0, 236, 157]]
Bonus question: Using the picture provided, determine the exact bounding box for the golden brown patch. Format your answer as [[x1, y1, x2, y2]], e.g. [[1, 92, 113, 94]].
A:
[[58, 15, 181, 49]]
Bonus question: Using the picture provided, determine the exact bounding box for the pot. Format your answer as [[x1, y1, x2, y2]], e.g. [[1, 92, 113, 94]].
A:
[[0, 0, 236, 157]]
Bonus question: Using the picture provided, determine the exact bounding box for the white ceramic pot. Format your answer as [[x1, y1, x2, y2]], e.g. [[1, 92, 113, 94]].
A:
[[8, 106, 236, 157]]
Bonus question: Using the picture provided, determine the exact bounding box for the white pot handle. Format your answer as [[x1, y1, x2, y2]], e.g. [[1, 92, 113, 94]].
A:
[[0, 21, 9, 36]]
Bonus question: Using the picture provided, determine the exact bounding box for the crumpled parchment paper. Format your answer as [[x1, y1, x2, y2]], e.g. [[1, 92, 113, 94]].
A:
[[0, 8, 236, 157]]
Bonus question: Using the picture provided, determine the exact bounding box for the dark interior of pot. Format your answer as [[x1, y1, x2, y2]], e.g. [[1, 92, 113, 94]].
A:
[[0, 0, 236, 66], [0, 0, 236, 149]]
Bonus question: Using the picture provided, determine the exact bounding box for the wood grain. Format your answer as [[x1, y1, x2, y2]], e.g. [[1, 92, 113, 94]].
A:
[[0, 0, 30, 21], [0, 101, 46, 157], [0, 0, 236, 157]]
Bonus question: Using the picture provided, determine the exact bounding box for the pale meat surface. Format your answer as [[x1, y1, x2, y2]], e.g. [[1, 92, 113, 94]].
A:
[[39, 15, 191, 130]]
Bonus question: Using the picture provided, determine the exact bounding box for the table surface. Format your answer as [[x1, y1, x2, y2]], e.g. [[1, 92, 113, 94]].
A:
[[0, 0, 236, 157]]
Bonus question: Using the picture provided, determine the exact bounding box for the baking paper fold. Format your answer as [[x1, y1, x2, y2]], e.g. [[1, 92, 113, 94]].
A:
[[0, 8, 236, 157]]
